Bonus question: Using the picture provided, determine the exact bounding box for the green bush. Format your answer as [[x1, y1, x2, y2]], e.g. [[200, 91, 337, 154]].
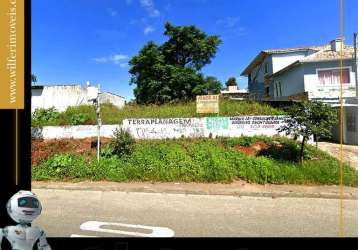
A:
[[111, 128, 135, 156], [32, 137, 358, 186], [100, 144, 115, 158], [32, 154, 89, 180], [62, 105, 95, 125], [32, 107, 60, 126], [32, 100, 285, 126], [68, 113, 91, 125]]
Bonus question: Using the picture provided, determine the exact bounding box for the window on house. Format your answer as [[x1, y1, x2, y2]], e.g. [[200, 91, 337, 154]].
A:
[[318, 68, 350, 84], [347, 112, 357, 132], [248, 73, 251, 82]]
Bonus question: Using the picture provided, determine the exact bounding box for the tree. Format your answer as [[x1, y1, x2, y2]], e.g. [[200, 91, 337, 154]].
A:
[[225, 77, 237, 87], [31, 74, 37, 84], [278, 101, 338, 163], [161, 22, 221, 70], [193, 76, 222, 95], [129, 22, 222, 104]]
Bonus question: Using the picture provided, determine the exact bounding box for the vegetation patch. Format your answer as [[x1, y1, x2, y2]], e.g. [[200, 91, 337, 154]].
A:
[[31, 100, 284, 127], [32, 136, 358, 186]]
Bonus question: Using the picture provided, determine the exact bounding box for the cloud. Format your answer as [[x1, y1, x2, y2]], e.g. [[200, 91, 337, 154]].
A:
[[216, 17, 240, 28], [144, 25, 155, 34], [125, 0, 133, 5], [140, 0, 160, 18], [107, 8, 118, 17], [91, 53, 129, 66], [216, 16, 247, 37]]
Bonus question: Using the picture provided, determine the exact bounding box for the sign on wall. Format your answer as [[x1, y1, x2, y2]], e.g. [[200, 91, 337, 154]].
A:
[[122, 116, 288, 140], [196, 95, 219, 114]]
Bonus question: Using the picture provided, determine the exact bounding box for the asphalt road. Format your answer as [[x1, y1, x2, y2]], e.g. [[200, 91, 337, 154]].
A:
[[33, 189, 358, 237]]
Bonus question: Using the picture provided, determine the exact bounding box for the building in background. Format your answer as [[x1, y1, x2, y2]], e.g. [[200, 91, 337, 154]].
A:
[[220, 85, 249, 100], [31, 83, 125, 113], [241, 37, 357, 103], [241, 35, 358, 145]]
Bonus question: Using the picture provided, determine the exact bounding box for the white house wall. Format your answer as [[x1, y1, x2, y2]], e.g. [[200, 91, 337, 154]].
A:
[[248, 56, 272, 99], [271, 51, 311, 73], [271, 65, 305, 97], [303, 61, 357, 99]]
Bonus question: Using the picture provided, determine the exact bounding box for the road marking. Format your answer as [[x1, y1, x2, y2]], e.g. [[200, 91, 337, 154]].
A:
[[70, 234, 98, 238], [76, 221, 175, 237]]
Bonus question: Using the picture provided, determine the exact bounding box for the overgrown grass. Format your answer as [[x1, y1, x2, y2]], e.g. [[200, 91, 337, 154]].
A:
[[32, 136, 358, 186], [31, 99, 285, 126]]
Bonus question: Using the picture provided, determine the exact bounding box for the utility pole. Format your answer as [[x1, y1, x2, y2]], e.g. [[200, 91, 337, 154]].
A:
[[86, 81, 101, 162], [354, 32, 358, 97], [96, 84, 101, 162]]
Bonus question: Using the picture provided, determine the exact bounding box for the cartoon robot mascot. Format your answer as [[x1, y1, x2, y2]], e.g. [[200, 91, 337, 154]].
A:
[[0, 190, 51, 250]]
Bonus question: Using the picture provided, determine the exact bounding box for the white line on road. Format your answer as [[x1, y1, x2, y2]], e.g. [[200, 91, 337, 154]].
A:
[[70, 234, 98, 238], [78, 221, 175, 237]]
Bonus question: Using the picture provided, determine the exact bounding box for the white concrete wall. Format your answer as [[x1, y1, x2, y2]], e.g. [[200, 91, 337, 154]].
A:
[[32, 116, 313, 144], [31, 85, 93, 113], [32, 85, 126, 113], [31, 125, 120, 139], [99, 92, 125, 109]]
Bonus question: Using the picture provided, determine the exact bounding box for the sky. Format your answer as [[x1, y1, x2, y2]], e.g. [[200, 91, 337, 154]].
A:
[[32, 0, 358, 101]]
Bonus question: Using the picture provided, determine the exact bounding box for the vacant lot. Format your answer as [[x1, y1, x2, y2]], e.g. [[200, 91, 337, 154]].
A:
[[32, 136, 358, 186]]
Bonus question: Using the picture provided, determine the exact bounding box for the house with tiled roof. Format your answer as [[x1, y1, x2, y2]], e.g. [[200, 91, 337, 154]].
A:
[[241, 37, 357, 103]]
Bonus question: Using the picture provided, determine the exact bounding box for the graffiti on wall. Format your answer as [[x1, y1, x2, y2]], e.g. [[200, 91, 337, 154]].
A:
[[123, 116, 288, 139], [123, 118, 205, 139]]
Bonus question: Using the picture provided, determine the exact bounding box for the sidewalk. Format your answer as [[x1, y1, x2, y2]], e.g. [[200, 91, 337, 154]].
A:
[[318, 142, 358, 170], [32, 180, 358, 200]]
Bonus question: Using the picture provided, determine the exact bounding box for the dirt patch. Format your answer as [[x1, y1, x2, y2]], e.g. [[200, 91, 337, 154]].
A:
[[234, 142, 270, 156], [32, 138, 111, 166]]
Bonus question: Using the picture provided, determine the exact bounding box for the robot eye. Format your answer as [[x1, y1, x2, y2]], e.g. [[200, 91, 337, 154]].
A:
[[18, 198, 28, 207], [32, 199, 39, 208]]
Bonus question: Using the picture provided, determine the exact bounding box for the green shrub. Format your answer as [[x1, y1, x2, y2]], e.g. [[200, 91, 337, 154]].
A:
[[111, 128, 135, 156], [62, 105, 95, 125], [100, 144, 115, 158], [32, 107, 60, 126], [32, 100, 285, 126], [32, 154, 89, 180], [32, 137, 358, 186]]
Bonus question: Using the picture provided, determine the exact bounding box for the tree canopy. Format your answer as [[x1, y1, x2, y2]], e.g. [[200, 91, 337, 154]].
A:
[[225, 77, 237, 87], [129, 22, 222, 104]]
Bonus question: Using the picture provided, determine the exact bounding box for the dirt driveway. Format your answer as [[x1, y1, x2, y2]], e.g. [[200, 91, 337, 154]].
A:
[[318, 142, 358, 170]]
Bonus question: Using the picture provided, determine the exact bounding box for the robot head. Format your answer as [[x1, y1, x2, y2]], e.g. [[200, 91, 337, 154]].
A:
[[6, 190, 42, 224]]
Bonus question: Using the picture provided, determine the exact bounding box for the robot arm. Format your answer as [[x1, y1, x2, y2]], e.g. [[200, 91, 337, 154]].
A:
[[0, 228, 3, 250], [37, 230, 51, 250], [0, 227, 7, 250]]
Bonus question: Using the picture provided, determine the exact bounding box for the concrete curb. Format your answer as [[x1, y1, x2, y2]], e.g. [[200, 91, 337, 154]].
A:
[[32, 181, 358, 200]]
